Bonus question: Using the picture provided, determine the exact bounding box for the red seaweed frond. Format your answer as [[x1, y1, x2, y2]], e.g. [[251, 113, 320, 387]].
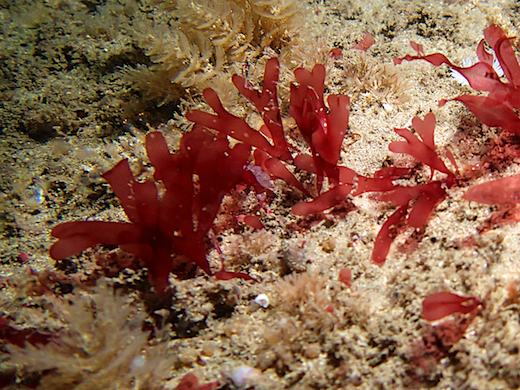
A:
[[289, 62, 351, 184], [463, 172, 520, 205], [50, 128, 252, 295], [0, 314, 53, 349], [351, 32, 376, 51], [389, 113, 454, 179], [370, 113, 457, 264], [174, 372, 220, 390], [189, 57, 354, 213], [186, 58, 291, 161], [422, 292, 481, 321], [395, 25, 520, 134], [294, 112, 457, 264]]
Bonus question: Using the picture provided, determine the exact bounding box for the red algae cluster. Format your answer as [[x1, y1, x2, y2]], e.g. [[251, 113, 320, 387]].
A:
[[48, 25, 520, 319]]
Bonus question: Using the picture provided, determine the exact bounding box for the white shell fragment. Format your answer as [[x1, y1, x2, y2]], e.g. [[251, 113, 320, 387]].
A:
[[228, 365, 262, 388], [254, 293, 269, 308]]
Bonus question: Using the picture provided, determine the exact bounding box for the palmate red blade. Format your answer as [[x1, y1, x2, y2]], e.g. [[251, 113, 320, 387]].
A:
[[464, 172, 520, 205], [422, 292, 480, 321], [484, 24, 520, 86], [50, 221, 143, 260], [440, 95, 520, 134]]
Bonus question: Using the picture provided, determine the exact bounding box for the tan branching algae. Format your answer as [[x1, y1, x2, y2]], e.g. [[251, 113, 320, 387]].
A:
[[129, 0, 304, 105]]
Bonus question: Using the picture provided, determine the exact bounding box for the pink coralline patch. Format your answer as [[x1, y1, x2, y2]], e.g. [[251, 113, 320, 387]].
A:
[[406, 312, 478, 385]]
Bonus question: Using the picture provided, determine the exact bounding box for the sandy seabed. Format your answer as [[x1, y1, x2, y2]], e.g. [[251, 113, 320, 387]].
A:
[[2, 1, 520, 389]]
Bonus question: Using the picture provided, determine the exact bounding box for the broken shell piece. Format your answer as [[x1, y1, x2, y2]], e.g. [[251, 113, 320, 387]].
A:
[[227, 365, 262, 388], [254, 293, 269, 308]]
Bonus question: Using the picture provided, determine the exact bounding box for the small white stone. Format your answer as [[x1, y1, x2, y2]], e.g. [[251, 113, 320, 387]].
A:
[[254, 293, 269, 308], [228, 365, 262, 388], [131, 354, 146, 370]]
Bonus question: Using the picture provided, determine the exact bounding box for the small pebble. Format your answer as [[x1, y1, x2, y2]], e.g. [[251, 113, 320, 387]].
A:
[[254, 293, 269, 308], [228, 365, 261, 388]]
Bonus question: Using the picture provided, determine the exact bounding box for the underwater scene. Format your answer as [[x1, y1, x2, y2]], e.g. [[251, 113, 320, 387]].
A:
[[2, 0, 520, 389]]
